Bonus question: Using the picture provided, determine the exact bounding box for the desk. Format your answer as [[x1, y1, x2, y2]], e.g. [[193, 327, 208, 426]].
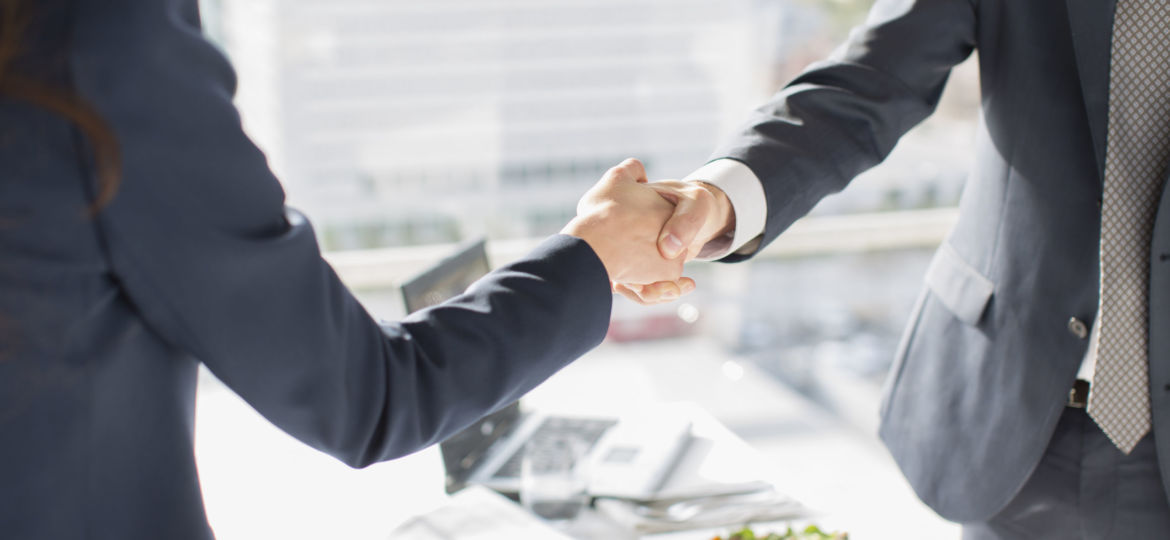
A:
[[195, 336, 958, 539], [522, 337, 957, 539], [557, 403, 807, 540], [387, 403, 795, 540]]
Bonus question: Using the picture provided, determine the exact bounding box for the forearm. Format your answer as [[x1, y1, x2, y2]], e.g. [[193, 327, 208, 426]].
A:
[[695, 0, 977, 255]]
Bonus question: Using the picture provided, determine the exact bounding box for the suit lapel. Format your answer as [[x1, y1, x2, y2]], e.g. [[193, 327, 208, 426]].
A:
[[1066, 0, 1118, 183]]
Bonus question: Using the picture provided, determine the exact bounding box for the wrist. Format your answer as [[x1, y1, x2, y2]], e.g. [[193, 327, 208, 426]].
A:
[[561, 214, 615, 281]]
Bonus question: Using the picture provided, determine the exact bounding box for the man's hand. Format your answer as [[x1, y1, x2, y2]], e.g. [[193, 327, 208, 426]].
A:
[[611, 179, 735, 305], [561, 159, 694, 293], [648, 180, 735, 260]]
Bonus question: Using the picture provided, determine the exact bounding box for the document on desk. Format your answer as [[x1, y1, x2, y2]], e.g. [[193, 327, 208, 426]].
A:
[[594, 484, 807, 534], [590, 417, 810, 534], [389, 486, 571, 540]]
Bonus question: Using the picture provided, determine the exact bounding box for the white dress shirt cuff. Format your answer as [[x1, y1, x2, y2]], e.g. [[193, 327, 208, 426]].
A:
[[683, 159, 767, 260], [1076, 314, 1098, 383]]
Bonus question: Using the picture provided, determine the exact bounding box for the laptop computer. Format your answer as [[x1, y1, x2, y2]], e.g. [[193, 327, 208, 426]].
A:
[[400, 238, 693, 500]]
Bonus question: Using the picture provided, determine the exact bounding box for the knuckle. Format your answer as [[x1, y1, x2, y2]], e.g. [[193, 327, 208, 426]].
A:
[[628, 160, 646, 176], [693, 185, 715, 205], [631, 288, 654, 304]]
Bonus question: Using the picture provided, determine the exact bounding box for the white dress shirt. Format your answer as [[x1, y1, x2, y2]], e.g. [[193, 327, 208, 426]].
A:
[[681, 159, 768, 260]]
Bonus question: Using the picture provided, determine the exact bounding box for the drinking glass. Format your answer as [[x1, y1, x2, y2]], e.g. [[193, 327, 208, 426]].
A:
[[519, 434, 590, 522]]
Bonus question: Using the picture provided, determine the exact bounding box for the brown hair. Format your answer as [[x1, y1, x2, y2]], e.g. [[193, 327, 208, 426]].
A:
[[1, 0, 124, 363], [0, 0, 121, 212]]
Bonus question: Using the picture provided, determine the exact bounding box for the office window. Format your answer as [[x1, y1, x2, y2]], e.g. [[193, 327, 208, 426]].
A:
[[196, 3, 978, 536], [203, 0, 981, 416]]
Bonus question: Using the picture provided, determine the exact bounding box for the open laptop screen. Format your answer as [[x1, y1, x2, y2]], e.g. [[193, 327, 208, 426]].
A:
[[400, 238, 492, 314], [398, 238, 522, 493]]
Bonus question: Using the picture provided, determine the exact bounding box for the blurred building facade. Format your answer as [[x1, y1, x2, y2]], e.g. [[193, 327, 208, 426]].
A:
[[205, 0, 977, 251], [200, 0, 983, 426], [211, 0, 764, 249]]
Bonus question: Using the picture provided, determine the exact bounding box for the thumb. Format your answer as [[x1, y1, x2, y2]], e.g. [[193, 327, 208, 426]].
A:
[[658, 195, 706, 260]]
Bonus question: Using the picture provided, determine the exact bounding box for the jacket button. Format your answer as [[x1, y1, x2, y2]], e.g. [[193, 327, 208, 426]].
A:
[[1068, 317, 1089, 339]]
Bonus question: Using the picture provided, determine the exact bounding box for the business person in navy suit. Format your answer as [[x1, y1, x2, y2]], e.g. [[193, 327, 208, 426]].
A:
[[0, 1, 694, 538], [636, 0, 1170, 537]]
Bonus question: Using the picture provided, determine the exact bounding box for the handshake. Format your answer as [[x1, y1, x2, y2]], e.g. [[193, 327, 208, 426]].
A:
[[561, 158, 735, 305]]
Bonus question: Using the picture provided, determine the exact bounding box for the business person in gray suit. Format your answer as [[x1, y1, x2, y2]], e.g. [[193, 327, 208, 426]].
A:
[[0, 1, 692, 538], [631, 0, 1170, 537]]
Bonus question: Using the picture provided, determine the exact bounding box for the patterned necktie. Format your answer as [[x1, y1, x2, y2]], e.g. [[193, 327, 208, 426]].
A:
[[1088, 0, 1170, 454]]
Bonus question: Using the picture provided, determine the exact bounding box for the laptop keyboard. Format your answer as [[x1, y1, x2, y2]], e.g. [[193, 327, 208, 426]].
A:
[[492, 416, 618, 479]]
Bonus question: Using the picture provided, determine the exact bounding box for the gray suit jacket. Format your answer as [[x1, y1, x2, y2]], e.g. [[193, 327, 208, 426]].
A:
[[0, 1, 612, 537], [713, 0, 1169, 522]]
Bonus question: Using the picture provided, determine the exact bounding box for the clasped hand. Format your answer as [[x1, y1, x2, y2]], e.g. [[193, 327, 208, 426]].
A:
[[562, 159, 734, 304]]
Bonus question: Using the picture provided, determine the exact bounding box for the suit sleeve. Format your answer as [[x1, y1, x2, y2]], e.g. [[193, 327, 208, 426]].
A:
[[68, 5, 613, 467], [712, 0, 977, 261]]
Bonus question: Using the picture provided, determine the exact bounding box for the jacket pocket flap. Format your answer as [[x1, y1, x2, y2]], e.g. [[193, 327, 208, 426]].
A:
[[925, 243, 994, 326]]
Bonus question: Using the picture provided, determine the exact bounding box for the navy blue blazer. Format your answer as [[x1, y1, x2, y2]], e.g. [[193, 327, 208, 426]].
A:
[[708, 0, 1170, 523], [0, 1, 612, 537]]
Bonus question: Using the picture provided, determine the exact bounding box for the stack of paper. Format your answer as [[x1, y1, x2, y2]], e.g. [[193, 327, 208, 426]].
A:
[[389, 486, 572, 540]]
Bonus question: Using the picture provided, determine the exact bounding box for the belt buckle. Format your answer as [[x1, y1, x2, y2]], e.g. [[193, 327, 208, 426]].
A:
[[1068, 379, 1090, 408]]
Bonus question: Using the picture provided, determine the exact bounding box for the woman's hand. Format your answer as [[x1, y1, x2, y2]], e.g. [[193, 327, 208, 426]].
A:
[[561, 159, 694, 294]]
